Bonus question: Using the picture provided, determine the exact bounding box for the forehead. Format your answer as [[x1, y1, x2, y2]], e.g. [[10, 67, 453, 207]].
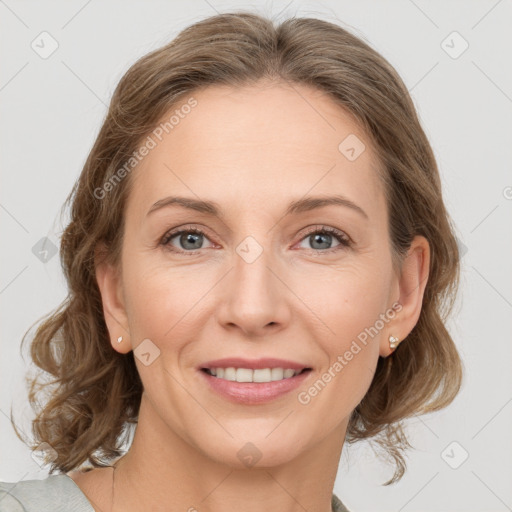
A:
[[125, 81, 386, 223]]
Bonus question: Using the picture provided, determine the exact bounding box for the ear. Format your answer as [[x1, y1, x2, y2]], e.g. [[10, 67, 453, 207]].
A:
[[380, 235, 430, 357], [94, 243, 132, 354]]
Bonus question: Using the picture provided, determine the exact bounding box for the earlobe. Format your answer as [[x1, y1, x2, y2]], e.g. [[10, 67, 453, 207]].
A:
[[94, 244, 132, 354], [380, 235, 430, 357]]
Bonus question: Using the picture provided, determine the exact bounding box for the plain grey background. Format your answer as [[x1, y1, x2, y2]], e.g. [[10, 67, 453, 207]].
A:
[[1, 1, 511, 511]]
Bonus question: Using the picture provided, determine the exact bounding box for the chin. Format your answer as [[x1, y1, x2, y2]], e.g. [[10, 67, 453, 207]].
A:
[[201, 434, 306, 470]]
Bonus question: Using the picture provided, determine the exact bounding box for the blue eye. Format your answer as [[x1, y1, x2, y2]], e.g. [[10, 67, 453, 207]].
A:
[[161, 227, 213, 253], [298, 226, 351, 253], [160, 225, 351, 255]]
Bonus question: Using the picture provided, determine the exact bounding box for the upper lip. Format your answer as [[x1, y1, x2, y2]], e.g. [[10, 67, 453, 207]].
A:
[[199, 358, 311, 371]]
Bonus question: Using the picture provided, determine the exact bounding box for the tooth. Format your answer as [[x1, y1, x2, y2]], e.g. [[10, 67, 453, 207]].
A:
[[253, 368, 272, 382], [210, 367, 303, 382], [224, 367, 236, 381], [271, 368, 284, 381], [236, 368, 253, 382]]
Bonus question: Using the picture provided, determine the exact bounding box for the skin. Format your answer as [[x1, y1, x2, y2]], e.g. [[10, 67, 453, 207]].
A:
[[67, 80, 429, 512]]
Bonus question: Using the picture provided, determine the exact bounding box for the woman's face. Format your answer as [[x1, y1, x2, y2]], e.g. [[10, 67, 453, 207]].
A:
[[97, 81, 427, 468]]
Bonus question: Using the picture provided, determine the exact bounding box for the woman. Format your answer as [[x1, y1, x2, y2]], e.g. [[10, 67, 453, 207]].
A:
[[0, 11, 462, 512]]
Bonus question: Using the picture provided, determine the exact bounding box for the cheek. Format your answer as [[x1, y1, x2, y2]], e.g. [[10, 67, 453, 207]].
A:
[[297, 272, 385, 416], [293, 262, 389, 405], [294, 260, 392, 344], [121, 255, 211, 345]]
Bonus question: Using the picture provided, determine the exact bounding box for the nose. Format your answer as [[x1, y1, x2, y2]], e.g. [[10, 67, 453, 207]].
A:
[[216, 242, 291, 338]]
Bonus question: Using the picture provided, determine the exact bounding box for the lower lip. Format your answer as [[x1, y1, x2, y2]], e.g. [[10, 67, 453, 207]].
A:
[[198, 369, 312, 404]]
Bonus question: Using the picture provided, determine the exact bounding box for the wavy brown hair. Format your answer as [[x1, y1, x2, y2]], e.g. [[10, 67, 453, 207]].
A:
[[12, 11, 463, 485]]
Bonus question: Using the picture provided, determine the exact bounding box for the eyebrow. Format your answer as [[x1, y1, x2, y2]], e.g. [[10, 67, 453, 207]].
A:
[[146, 194, 369, 220]]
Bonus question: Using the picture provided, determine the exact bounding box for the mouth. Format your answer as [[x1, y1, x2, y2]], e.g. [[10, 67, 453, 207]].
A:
[[197, 358, 313, 404]]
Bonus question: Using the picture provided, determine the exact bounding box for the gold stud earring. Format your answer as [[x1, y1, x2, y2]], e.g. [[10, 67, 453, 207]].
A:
[[389, 335, 400, 350], [117, 336, 123, 344]]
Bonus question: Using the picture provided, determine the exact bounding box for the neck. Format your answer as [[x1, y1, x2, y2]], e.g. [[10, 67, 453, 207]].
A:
[[110, 393, 347, 512]]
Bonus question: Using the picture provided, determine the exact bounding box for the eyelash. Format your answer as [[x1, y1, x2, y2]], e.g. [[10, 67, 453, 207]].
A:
[[160, 224, 352, 255]]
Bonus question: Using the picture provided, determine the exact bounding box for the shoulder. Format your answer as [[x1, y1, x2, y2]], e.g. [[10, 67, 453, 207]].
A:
[[332, 492, 352, 512], [0, 474, 94, 512]]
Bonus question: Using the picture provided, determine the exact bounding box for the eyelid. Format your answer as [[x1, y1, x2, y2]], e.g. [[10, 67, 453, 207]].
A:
[[299, 224, 352, 244]]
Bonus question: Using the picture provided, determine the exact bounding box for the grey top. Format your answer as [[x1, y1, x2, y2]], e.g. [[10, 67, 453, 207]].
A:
[[0, 474, 351, 511]]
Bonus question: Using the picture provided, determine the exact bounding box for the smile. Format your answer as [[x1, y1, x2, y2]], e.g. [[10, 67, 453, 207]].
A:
[[199, 367, 313, 404]]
